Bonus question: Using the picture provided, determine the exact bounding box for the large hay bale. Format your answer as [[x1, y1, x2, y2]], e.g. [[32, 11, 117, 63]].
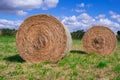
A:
[[16, 14, 72, 63], [82, 26, 117, 55]]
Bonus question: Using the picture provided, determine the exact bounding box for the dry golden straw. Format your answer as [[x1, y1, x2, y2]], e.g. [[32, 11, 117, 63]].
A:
[[82, 26, 117, 55], [16, 14, 72, 63]]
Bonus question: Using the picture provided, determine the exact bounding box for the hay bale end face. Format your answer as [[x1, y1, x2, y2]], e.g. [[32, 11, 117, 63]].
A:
[[16, 14, 72, 63], [82, 26, 117, 55]]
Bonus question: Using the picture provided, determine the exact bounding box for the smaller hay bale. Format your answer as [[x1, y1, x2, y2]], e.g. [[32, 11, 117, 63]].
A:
[[16, 14, 72, 63], [82, 26, 117, 55]]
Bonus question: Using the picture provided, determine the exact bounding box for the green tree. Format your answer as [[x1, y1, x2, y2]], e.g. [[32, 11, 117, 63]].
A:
[[71, 30, 85, 39], [1, 29, 17, 36], [117, 31, 120, 40]]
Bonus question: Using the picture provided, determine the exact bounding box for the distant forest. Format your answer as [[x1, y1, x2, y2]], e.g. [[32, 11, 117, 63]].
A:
[[0, 29, 17, 36], [71, 30, 120, 40], [0, 29, 120, 40]]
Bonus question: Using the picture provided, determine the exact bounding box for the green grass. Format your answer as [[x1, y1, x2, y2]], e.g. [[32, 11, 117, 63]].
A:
[[0, 36, 120, 80], [113, 64, 120, 73], [97, 61, 108, 68]]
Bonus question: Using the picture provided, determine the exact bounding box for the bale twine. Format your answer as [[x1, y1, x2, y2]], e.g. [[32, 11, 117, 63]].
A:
[[82, 26, 117, 55], [16, 14, 72, 63]]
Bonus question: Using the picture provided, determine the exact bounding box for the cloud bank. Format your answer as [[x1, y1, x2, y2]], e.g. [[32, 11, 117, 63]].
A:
[[0, 19, 22, 30], [0, 12, 120, 34], [0, 0, 59, 16], [62, 12, 120, 33]]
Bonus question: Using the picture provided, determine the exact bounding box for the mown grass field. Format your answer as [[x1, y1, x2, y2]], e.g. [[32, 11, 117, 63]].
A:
[[0, 36, 120, 80]]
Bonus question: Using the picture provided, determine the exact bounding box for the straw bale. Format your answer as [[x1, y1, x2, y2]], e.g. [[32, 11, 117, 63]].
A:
[[16, 14, 72, 63], [82, 26, 117, 55]]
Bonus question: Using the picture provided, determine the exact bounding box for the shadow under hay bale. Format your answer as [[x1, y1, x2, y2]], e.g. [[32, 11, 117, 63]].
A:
[[82, 26, 117, 55], [16, 14, 72, 63], [70, 50, 87, 54], [4, 54, 25, 63]]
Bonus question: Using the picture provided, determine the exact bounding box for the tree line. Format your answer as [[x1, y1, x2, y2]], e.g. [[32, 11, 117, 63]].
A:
[[71, 30, 120, 40], [117, 31, 120, 40], [0, 29, 120, 40], [0, 29, 17, 36], [71, 30, 85, 39]]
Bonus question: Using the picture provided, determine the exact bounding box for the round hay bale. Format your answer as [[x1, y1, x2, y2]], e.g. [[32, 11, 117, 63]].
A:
[[16, 14, 72, 63], [82, 26, 117, 55]]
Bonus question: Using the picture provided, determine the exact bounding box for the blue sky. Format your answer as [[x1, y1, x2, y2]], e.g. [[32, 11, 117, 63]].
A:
[[0, 0, 120, 33]]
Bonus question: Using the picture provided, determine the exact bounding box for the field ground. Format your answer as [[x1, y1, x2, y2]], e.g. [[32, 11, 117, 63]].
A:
[[0, 36, 120, 80]]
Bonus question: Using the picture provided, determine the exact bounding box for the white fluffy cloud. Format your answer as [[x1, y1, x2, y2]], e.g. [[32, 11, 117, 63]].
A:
[[0, 0, 42, 11], [0, 0, 59, 16], [62, 13, 120, 33], [74, 3, 91, 13], [40, 0, 59, 10], [95, 14, 106, 19], [62, 13, 95, 31], [16, 10, 27, 16], [77, 3, 92, 8], [74, 9, 86, 13], [77, 3, 85, 7], [109, 11, 120, 23], [0, 19, 22, 30]]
